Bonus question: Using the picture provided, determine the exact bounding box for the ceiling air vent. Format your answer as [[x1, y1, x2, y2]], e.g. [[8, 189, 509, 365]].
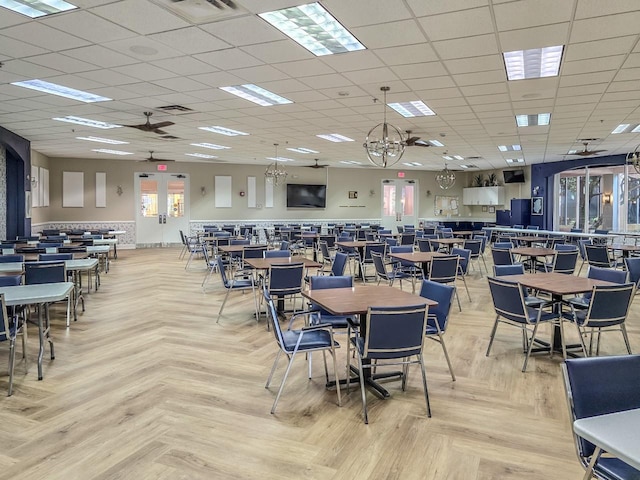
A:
[[157, 105, 193, 113], [153, 0, 246, 23]]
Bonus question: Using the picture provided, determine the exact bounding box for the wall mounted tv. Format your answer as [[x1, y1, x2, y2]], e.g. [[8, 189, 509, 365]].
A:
[[503, 169, 525, 184], [286, 184, 327, 208]]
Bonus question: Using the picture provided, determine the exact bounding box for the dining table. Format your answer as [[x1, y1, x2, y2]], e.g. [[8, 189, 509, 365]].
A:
[[608, 244, 640, 258], [510, 247, 556, 272], [573, 408, 640, 478], [387, 251, 447, 277], [302, 284, 437, 398], [505, 272, 616, 354], [0, 282, 74, 380]]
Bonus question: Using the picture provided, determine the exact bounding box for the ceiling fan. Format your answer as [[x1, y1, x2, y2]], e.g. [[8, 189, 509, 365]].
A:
[[565, 141, 607, 157], [138, 151, 175, 163], [405, 131, 431, 147], [304, 159, 329, 169], [123, 112, 174, 135]]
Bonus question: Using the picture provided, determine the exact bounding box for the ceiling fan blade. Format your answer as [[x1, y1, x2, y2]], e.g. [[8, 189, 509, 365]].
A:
[[413, 139, 431, 147], [406, 136, 421, 144], [151, 121, 174, 129]]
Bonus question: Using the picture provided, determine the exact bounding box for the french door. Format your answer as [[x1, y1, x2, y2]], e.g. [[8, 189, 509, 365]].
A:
[[135, 172, 190, 246], [381, 179, 417, 230]]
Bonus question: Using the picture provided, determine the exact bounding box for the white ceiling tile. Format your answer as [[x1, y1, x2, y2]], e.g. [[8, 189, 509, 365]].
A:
[[188, 71, 246, 88], [493, 0, 574, 30], [391, 62, 449, 79], [323, 0, 413, 28], [571, 12, 640, 43], [0, 34, 48, 59], [607, 81, 640, 93], [241, 40, 310, 64], [229, 65, 290, 83], [499, 24, 570, 52], [77, 69, 139, 86], [151, 57, 218, 76], [152, 76, 210, 92], [405, 0, 488, 17], [101, 37, 184, 62], [342, 67, 399, 85], [200, 15, 283, 46], [62, 45, 139, 68], [444, 55, 504, 75], [273, 59, 335, 78], [148, 27, 231, 55], [560, 71, 616, 87], [41, 10, 136, 43], [352, 20, 427, 49], [259, 78, 311, 93], [565, 36, 636, 62], [299, 74, 353, 89], [432, 34, 498, 60], [419, 7, 494, 41], [112, 63, 179, 82], [1, 59, 64, 79], [452, 70, 506, 87], [461, 83, 508, 97], [373, 44, 438, 66], [563, 55, 626, 76], [575, 0, 640, 19], [1, 22, 89, 51], [194, 48, 263, 70], [91, 0, 190, 35], [320, 50, 384, 73], [27, 53, 98, 74], [404, 76, 455, 90]]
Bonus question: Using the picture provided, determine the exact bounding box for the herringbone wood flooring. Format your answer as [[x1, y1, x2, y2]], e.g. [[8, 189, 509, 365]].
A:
[[0, 248, 636, 479]]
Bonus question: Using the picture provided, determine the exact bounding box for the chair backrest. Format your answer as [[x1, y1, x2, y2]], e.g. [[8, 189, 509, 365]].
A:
[[363, 243, 385, 262], [493, 241, 513, 249], [389, 245, 414, 268], [309, 274, 353, 291], [428, 255, 459, 283], [451, 247, 470, 274], [473, 234, 489, 253], [582, 283, 635, 328], [554, 243, 577, 251], [0, 294, 10, 342], [417, 238, 432, 252], [384, 237, 398, 248], [264, 250, 290, 258], [38, 253, 73, 261], [37, 242, 62, 249], [577, 239, 591, 260], [440, 228, 454, 239], [491, 248, 513, 266], [230, 239, 250, 246], [487, 276, 529, 324], [419, 279, 454, 333], [462, 240, 481, 257], [0, 254, 24, 263], [331, 252, 348, 276], [562, 355, 640, 460], [263, 287, 287, 350], [24, 262, 66, 285], [42, 229, 60, 236], [594, 229, 609, 235], [493, 264, 525, 276], [243, 246, 267, 260], [587, 265, 627, 284], [526, 225, 539, 230], [624, 257, 640, 287], [513, 224, 524, 229], [400, 233, 415, 246], [279, 240, 289, 251], [371, 251, 388, 278], [584, 244, 611, 267], [362, 304, 428, 359], [396, 226, 404, 234], [0, 274, 22, 287], [267, 263, 304, 296], [318, 240, 331, 262], [378, 229, 391, 235], [570, 228, 582, 233], [216, 256, 230, 288], [551, 250, 578, 274]]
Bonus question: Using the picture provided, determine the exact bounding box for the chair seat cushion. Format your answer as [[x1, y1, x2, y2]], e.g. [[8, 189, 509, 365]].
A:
[[229, 278, 254, 289], [567, 296, 590, 309], [563, 310, 623, 328], [594, 456, 640, 480], [281, 329, 338, 352], [310, 312, 357, 329]]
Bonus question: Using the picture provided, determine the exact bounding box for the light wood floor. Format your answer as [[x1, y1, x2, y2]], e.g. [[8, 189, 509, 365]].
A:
[[0, 247, 637, 479]]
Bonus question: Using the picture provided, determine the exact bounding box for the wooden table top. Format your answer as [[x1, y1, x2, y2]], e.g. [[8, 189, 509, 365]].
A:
[[608, 244, 640, 251], [505, 272, 616, 296], [217, 244, 267, 253], [388, 251, 447, 263], [433, 238, 462, 245], [510, 247, 556, 256], [302, 285, 437, 316], [335, 240, 371, 248], [513, 235, 546, 242], [244, 257, 321, 270]]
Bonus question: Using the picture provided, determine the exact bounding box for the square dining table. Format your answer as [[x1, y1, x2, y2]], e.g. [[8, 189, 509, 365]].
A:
[[302, 285, 437, 398], [0, 282, 74, 380]]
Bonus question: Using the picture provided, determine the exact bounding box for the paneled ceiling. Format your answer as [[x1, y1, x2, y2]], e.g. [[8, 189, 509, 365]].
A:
[[1, 0, 640, 171]]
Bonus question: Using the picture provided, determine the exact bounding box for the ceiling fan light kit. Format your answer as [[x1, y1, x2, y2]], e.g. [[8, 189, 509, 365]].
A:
[[436, 164, 456, 190], [265, 143, 288, 186]]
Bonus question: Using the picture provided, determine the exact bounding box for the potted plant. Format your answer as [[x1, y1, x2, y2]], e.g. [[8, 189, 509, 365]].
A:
[[488, 173, 498, 186], [473, 174, 484, 187]]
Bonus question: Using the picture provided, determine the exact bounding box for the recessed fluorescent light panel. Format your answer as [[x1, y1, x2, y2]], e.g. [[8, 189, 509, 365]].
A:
[[429, 140, 445, 147], [503, 45, 564, 80], [76, 136, 128, 145], [516, 113, 551, 127], [506, 158, 525, 164], [219, 84, 292, 106], [567, 149, 578, 155], [387, 101, 436, 118], [453, 155, 464, 161], [612, 124, 640, 134], [12, 79, 111, 102], [198, 126, 249, 136], [259, 2, 365, 56], [316, 133, 354, 142], [53, 116, 121, 129], [185, 153, 218, 159], [459, 165, 477, 169], [0, 0, 77, 18], [190, 143, 231, 150], [340, 160, 362, 165], [91, 149, 133, 156], [442, 155, 453, 161], [498, 145, 521, 152], [402, 162, 422, 167], [287, 147, 319, 154]]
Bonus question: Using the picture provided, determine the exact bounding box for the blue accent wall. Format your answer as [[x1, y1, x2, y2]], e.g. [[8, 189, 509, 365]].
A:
[[0, 126, 31, 238], [530, 154, 627, 230]]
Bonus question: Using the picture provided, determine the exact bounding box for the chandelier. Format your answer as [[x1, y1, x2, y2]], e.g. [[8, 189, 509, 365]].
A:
[[436, 164, 456, 190], [363, 86, 406, 168], [265, 143, 288, 186], [628, 144, 640, 175]]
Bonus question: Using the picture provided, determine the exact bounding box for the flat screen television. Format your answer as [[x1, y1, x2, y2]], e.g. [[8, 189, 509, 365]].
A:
[[286, 184, 327, 208], [503, 169, 525, 184]]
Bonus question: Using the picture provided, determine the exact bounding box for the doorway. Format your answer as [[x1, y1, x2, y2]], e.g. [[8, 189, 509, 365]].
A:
[[381, 179, 417, 230], [135, 172, 190, 246]]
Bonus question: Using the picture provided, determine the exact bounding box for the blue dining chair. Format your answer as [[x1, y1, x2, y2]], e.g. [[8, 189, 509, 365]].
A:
[[0, 293, 27, 396], [419, 279, 456, 381], [562, 355, 640, 479], [216, 256, 258, 323]]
